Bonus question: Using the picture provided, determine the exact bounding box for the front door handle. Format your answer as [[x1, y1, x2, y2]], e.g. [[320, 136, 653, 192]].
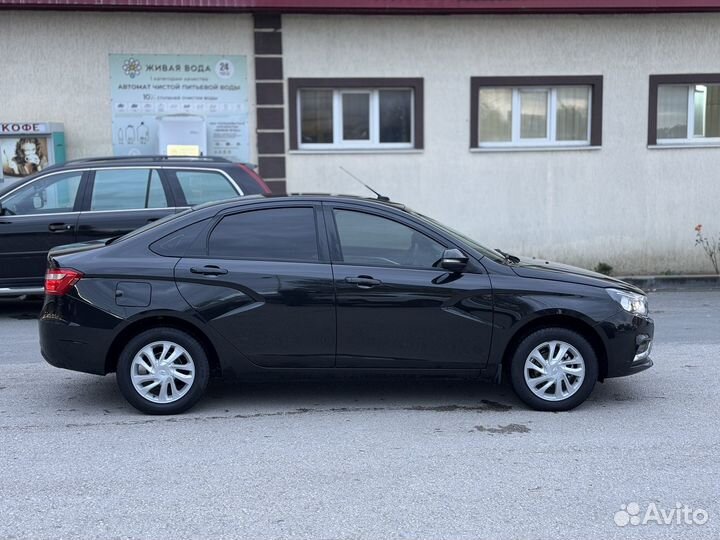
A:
[[48, 223, 73, 232], [345, 275, 382, 288], [190, 265, 228, 276]]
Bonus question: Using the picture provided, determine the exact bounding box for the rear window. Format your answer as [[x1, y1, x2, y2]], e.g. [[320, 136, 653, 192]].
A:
[[208, 207, 319, 261], [174, 170, 239, 205], [112, 209, 192, 244]]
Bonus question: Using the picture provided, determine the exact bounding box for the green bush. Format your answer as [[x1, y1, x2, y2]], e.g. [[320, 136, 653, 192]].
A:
[[594, 262, 613, 276]]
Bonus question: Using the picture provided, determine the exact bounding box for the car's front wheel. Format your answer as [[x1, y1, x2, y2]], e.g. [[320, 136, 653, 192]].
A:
[[116, 328, 210, 415], [510, 327, 598, 411]]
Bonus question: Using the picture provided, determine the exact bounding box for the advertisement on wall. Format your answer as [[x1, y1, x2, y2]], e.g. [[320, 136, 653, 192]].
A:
[[1, 136, 49, 179], [109, 54, 249, 161]]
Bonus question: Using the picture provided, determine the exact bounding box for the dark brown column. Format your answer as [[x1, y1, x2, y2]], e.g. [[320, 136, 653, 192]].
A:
[[254, 13, 286, 194]]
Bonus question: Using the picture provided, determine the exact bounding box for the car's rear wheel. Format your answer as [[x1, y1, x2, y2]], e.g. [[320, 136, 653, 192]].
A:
[[116, 328, 210, 415], [510, 327, 598, 411]]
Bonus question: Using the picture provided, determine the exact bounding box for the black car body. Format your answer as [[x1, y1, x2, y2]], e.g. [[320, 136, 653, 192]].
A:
[[39, 195, 654, 414], [0, 156, 270, 296]]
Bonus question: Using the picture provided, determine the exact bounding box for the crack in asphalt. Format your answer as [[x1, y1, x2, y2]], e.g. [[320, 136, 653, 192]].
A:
[[0, 399, 512, 432]]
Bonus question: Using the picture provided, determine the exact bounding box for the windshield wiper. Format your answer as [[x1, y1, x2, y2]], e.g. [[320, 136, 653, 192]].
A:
[[495, 248, 520, 264]]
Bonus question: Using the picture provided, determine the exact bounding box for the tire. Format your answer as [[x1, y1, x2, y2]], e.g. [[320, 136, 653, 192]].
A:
[[116, 327, 210, 415], [510, 327, 598, 412]]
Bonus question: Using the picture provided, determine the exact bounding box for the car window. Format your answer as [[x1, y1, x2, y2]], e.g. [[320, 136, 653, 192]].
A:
[[91, 169, 168, 211], [1, 172, 82, 215], [175, 170, 239, 206], [408, 209, 506, 263], [334, 209, 445, 268], [150, 218, 211, 257], [147, 171, 168, 208], [208, 207, 319, 261]]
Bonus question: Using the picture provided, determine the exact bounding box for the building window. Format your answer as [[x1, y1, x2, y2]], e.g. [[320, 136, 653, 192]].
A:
[[470, 76, 603, 150], [649, 75, 720, 145], [289, 78, 423, 151]]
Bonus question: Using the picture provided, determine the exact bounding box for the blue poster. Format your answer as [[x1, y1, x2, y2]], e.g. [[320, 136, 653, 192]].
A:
[[109, 54, 249, 161]]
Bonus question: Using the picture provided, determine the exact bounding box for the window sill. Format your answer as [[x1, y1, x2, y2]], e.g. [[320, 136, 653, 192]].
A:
[[289, 148, 423, 155], [648, 143, 720, 150], [470, 145, 600, 153]]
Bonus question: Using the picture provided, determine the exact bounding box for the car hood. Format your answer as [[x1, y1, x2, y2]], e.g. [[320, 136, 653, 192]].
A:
[[510, 257, 645, 294]]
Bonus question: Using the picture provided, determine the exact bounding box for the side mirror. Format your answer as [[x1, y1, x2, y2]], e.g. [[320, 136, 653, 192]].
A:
[[440, 248, 469, 273]]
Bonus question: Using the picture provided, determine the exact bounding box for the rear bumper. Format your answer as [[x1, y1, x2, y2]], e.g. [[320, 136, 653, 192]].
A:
[[40, 319, 109, 375], [598, 311, 654, 378], [39, 296, 115, 376]]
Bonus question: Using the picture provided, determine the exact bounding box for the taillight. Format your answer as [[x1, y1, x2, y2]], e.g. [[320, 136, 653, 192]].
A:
[[45, 268, 83, 296]]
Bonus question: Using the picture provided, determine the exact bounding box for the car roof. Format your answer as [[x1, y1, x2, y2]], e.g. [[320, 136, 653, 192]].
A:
[[42, 155, 247, 170], [192, 193, 408, 215], [0, 156, 258, 199]]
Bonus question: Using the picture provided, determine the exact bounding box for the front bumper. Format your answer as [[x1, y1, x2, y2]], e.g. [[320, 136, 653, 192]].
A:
[[597, 310, 654, 378]]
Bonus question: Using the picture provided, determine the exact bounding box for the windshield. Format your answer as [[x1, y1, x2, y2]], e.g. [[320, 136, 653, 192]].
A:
[[407, 209, 506, 263], [112, 208, 193, 243]]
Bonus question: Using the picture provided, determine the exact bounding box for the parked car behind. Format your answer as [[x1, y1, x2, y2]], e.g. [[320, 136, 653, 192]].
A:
[[39, 194, 654, 415], [0, 156, 270, 296]]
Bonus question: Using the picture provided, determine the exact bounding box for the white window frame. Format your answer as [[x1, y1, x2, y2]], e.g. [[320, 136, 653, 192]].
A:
[[297, 88, 415, 150], [656, 83, 720, 145], [478, 86, 592, 149]]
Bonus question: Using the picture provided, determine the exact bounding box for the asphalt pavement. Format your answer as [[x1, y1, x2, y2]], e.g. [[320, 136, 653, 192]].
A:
[[0, 291, 718, 539]]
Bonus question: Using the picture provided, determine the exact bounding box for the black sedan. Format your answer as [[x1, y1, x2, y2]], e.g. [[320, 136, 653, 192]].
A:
[[39, 195, 654, 414]]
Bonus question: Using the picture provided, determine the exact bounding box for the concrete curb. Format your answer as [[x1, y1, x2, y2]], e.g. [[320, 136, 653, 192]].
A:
[[616, 274, 720, 291]]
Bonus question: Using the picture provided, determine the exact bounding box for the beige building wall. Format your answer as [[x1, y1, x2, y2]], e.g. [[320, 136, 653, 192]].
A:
[[0, 10, 256, 160], [2, 11, 718, 274], [283, 14, 720, 274]]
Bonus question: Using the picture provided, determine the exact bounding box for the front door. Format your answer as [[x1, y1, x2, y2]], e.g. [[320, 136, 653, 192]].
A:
[[326, 205, 493, 369], [0, 170, 85, 289], [174, 204, 336, 368]]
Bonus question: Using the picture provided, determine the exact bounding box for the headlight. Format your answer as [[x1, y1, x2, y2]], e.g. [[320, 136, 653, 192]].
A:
[[606, 288, 648, 316]]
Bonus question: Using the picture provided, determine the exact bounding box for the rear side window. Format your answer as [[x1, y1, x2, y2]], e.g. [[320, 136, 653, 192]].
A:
[[175, 170, 239, 206], [150, 218, 211, 257], [209, 207, 319, 261], [91, 169, 168, 211], [230, 165, 269, 195]]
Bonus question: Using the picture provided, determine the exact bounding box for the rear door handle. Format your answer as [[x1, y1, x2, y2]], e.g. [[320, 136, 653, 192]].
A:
[[48, 223, 73, 232], [345, 276, 382, 288], [190, 265, 228, 276]]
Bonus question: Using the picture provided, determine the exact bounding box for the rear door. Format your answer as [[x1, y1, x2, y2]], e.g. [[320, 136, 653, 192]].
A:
[[174, 202, 336, 368], [0, 170, 85, 289], [75, 167, 176, 242]]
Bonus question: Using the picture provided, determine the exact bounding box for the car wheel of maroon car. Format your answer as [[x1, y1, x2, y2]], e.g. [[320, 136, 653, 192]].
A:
[[510, 327, 599, 412], [116, 328, 210, 415]]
